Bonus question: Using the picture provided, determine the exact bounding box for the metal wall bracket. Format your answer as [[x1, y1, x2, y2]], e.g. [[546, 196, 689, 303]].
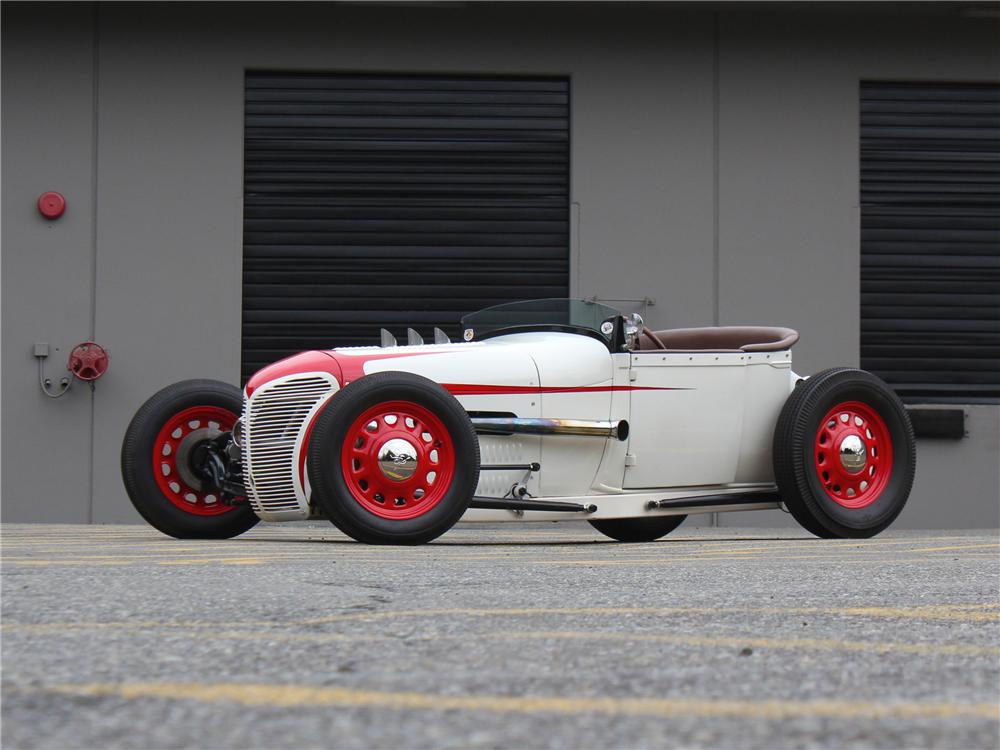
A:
[[34, 344, 71, 399]]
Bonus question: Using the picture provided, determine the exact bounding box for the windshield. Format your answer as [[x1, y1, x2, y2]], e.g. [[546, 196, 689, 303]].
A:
[[460, 298, 622, 344]]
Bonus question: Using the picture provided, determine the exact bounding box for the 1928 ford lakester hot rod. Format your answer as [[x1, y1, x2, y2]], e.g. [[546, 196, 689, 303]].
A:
[[122, 299, 915, 544]]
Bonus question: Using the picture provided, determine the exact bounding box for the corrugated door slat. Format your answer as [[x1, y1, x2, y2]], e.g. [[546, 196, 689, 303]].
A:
[[860, 81, 1000, 403], [242, 72, 570, 382]]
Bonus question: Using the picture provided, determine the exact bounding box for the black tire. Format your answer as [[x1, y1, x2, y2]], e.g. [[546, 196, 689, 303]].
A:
[[773, 368, 915, 539], [774, 377, 839, 540], [589, 515, 687, 542], [307, 371, 480, 545], [121, 379, 259, 539]]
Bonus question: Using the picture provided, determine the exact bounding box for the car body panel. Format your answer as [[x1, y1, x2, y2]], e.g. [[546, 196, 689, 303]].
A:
[[241, 329, 795, 523], [624, 350, 794, 488]]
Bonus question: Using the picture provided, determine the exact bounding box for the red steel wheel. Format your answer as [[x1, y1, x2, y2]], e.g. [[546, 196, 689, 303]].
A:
[[152, 405, 240, 516], [341, 400, 455, 520], [773, 368, 915, 539], [122, 379, 259, 539], [308, 371, 479, 545], [813, 401, 893, 509]]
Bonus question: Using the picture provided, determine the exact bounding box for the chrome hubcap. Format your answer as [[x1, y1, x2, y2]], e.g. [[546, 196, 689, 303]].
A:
[[376, 438, 420, 482], [838, 434, 867, 474]]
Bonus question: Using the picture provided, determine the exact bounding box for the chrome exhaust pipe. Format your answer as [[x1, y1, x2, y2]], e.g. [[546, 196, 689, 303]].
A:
[[470, 417, 629, 441]]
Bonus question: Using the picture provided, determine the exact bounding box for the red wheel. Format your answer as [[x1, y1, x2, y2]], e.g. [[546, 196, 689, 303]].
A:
[[153, 405, 240, 516], [308, 372, 479, 545], [773, 368, 915, 539], [341, 401, 456, 520], [121, 379, 259, 539], [813, 401, 893, 509]]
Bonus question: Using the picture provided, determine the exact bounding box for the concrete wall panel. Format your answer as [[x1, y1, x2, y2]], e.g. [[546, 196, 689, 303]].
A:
[[1, 4, 96, 522], [2, 3, 997, 527], [89, 6, 247, 522]]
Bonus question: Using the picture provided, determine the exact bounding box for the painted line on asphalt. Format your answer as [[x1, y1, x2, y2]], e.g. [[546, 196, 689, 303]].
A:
[[6, 602, 998, 635], [530, 554, 1000, 566], [4, 537, 1000, 557], [0, 557, 306, 567], [490, 630, 1000, 657], [2, 536, 989, 553], [286, 603, 1000, 626], [27, 549, 998, 562], [4, 539, 996, 556], [37, 682, 1000, 721], [1, 528, 987, 545], [7, 622, 994, 658], [909, 543, 1000, 553], [3, 554, 995, 568]]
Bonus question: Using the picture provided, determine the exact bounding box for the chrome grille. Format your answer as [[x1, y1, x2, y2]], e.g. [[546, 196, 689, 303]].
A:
[[243, 374, 336, 520]]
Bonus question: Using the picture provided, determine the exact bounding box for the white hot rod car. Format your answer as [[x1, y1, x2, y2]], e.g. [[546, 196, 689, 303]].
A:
[[122, 299, 915, 544]]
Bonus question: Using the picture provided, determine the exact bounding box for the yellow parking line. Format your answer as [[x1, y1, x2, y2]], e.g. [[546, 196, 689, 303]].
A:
[[7, 602, 997, 635], [287, 604, 1000, 626], [533, 554, 999, 566], [3, 553, 995, 569], [493, 630, 1000, 657], [1, 538, 994, 557], [910, 543, 1000, 553], [41, 682, 1000, 721], [1, 557, 296, 567], [13, 623, 992, 659]]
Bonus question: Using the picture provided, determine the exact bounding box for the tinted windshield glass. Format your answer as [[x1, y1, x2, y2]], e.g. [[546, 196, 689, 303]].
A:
[[461, 298, 622, 342]]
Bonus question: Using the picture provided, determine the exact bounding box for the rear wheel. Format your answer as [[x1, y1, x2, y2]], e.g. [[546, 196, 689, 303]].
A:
[[589, 515, 687, 542], [121, 379, 259, 539], [773, 368, 915, 539], [307, 372, 480, 545]]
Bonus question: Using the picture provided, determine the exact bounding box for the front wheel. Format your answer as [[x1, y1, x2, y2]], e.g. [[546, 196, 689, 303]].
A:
[[121, 379, 259, 539], [307, 372, 480, 545], [773, 368, 915, 539], [589, 515, 687, 542]]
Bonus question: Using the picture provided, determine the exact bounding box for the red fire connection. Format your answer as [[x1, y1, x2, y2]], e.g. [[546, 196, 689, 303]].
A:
[[67, 342, 110, 382]]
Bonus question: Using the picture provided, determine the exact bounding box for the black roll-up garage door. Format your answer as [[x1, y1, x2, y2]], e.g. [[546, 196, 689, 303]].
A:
[[860, 81, 1000, 403], [242, 72, 570, 382]]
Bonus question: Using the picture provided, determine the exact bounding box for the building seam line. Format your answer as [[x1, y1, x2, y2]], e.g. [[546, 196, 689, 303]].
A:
[[87, 3, 101, 525], [711, 11, 721, 528]]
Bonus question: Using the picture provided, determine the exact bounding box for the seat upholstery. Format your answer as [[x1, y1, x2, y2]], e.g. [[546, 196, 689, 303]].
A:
[[636, 326, 799, 352]]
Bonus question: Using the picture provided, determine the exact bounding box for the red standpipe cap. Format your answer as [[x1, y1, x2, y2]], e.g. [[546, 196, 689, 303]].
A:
[[38, 192, 66, 219], [67, 342, 110, 382]]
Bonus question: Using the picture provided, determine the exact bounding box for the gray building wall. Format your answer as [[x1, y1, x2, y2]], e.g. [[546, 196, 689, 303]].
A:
[[3, 3, 998, 527]]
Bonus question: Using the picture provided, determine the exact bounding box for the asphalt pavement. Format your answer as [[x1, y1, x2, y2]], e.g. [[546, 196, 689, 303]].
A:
[[2, 521, 998, 749]]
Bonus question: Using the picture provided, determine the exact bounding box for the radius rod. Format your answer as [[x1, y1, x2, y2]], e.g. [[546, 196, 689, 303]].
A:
[[469, 497, 597, 513]]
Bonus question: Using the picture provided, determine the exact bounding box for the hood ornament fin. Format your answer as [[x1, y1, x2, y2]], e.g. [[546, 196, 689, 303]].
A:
[[433, 327, 450, 344], [380, 329, 397, 348], [406, 328, 424, 346]]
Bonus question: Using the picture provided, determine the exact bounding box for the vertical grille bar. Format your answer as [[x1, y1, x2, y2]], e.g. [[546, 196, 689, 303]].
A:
[[243, 374, 337, 520]]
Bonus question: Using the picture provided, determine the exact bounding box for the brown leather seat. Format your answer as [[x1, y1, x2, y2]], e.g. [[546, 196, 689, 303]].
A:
[[636, 326, 799, 352]]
